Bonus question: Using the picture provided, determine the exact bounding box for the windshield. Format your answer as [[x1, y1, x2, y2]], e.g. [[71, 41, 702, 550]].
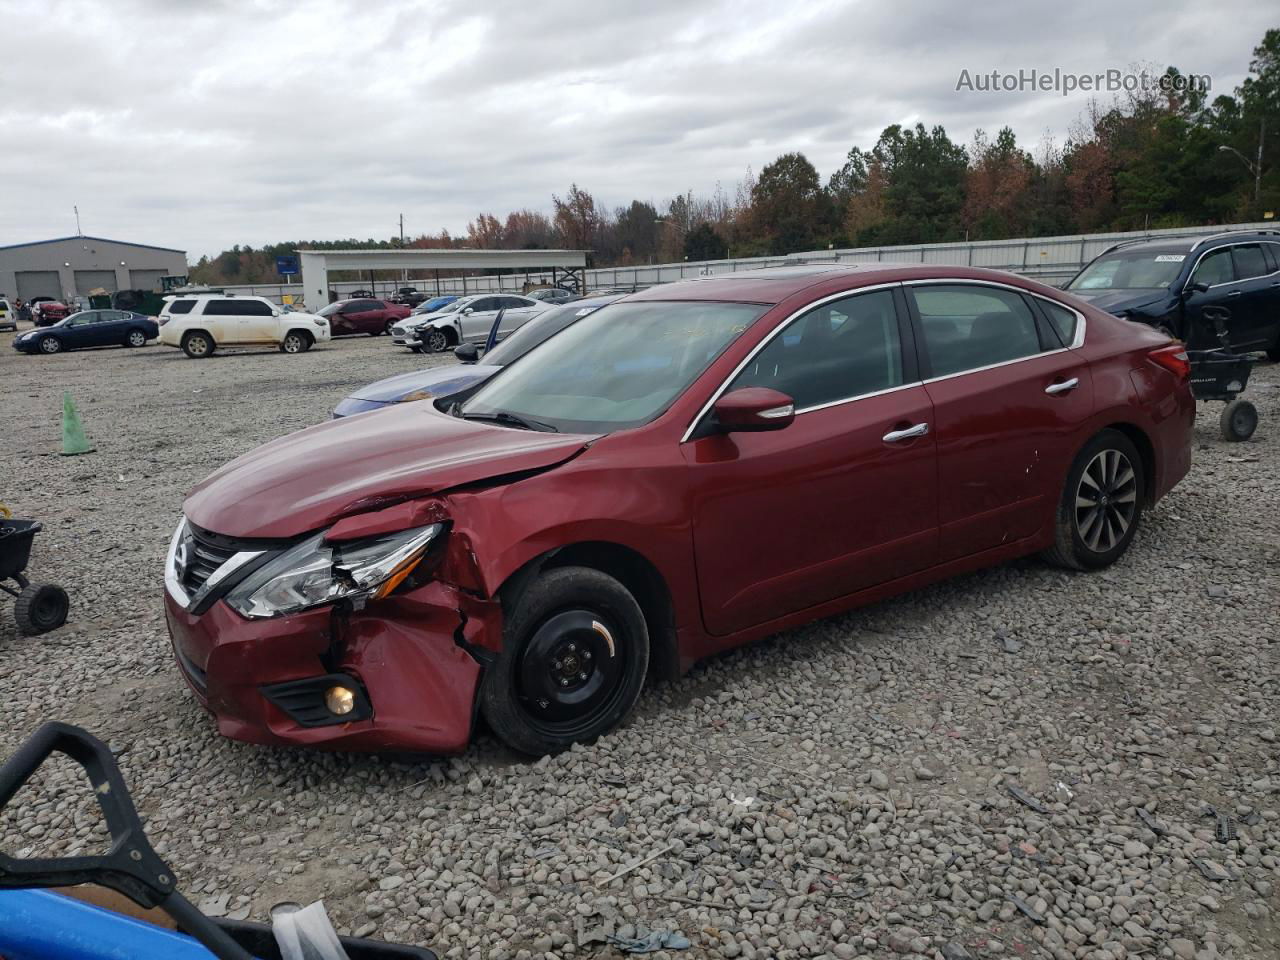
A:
[[460, 301, 766, 434], [1068, 250, 1188, 292], [482, 302, 607, 367]]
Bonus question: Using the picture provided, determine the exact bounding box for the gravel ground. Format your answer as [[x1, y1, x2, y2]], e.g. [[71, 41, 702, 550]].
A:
[[1, 326, 1277, 960]]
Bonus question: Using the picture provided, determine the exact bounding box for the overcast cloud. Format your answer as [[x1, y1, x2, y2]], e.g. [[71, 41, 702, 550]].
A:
[[0, 0, 1272, 260]]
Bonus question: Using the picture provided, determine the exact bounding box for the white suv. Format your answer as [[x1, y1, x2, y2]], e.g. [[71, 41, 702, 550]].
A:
[[158, 295, 330, 358]]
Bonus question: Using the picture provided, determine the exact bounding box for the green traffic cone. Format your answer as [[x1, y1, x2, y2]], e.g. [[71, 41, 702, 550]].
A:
[[60, 391, 95, 456]]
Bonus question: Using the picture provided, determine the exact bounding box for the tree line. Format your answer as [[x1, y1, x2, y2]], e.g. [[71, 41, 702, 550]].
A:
[[191, 28, 1279, 286]]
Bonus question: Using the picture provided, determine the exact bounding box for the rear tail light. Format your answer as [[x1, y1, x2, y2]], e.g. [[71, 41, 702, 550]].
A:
[[157, 314, 169, 326], [1148, 344, 1190, 380]]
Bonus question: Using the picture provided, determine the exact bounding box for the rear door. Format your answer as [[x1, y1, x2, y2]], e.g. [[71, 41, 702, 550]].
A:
[[1226, 244, 1279, 351], [686, 286, 939, 636], [906, 282, 1093, 562], [200, 300, 241, 343]]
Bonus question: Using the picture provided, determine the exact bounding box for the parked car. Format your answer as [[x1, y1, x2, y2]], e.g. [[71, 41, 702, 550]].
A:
[[409, 295, 459, 316], [317, 298, 411, 337], [390, 287, 428, 307], [13, 309, 159, 355], [31, 301, 70, 327], [347, 289, 375, 299], [164, 264, 1193, 756], [391, 299, 467, 350], [0, 298, 15, 332], [410, 294, 547, 353], [1066, 230, 1280, 357], [526, 287, 576, 304], [158, 295, 330, 358], [332, 295, 625, 417]]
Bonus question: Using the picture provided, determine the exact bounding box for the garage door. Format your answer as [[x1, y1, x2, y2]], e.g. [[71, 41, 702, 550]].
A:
[[16, 271, 62, 301], [74, 270, 118, 295], [128, 269, 166, 291]]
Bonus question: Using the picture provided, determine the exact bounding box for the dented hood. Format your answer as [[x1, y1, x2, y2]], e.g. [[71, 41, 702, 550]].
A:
[[185, 403, 595, 539]]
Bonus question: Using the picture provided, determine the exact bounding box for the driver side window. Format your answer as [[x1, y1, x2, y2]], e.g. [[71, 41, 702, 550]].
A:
[[730, 289, 904, 410], [1192, 249, 1235, 287]]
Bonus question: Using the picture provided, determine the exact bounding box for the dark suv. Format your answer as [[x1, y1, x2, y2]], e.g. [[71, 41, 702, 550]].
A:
[[1066, 230, 1280, 357]]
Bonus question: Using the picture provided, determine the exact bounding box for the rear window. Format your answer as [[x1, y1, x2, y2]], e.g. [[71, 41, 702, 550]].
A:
[[167, 300, 196, 315], [207, 299, 273, 316], [1041, 301, 1079, 346]]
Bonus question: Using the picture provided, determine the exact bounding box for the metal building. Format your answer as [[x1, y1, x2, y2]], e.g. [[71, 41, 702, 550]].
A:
[[0, 236, 188, 303]]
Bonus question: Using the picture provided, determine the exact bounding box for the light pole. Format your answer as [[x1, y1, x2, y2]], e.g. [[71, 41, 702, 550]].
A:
[[1219, 117, 1265, 214]]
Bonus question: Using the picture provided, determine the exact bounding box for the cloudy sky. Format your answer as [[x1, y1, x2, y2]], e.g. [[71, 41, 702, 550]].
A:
[[0, 0, 1272, 260]]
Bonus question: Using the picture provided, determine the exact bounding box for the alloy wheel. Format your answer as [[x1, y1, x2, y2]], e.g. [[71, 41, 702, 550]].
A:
[[128, 331, 146, 346], [283, 334, 303, 353], [517, 610, 626, 737], [1075, 449, 1137, 553], [425, 329, 448, 353], [39, 337, 61, 354]]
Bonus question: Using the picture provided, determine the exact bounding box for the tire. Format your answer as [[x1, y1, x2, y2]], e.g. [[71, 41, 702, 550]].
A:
[[480, 566, 650, 756], [1043, 429, 1145, 571], [14, 583, 69, 635], [38, 335, 62, 354], [124, 328, 147, 347], [383, 320, 396, 336], [181, 331, 214, 359], [1219, 399, 1258, 442], [1267, 344, 1280, 363], [408, 345, 423, 354], [281, 330, 312, 354], [422, 328, 449, 353]]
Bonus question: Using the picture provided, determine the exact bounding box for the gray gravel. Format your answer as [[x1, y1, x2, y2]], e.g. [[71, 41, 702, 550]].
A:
[[1, 328, 1278, 959]]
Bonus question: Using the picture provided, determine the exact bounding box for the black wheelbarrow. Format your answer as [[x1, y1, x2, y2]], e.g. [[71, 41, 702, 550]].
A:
[[0, 518, 69, 635], [1187, 306, 1260, 442]]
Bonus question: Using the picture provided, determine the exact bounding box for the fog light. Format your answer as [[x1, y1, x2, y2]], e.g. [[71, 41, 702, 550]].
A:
[[324, 685, 355, 716]]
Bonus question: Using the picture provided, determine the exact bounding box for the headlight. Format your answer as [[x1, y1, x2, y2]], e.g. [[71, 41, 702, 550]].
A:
[[397, 390, 433, 403], [225, 523, 443, 619]]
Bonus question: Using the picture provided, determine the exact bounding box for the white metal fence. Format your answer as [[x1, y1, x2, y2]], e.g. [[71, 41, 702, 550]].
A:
[[220, 221, 1276, 304]]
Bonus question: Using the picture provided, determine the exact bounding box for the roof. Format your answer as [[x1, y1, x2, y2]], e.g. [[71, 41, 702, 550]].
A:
[[626, 263, 1053, 305], [0, 235, 186, 254]]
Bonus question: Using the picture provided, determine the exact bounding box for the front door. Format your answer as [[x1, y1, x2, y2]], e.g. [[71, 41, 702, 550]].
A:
[[460, 298, 501, 342], [685, 287, 939, 636], [907, 283, 1094, 561]]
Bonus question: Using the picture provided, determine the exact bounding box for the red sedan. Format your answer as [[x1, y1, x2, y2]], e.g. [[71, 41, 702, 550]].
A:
[[317, 297, 411, 336], [164, 265, 1194, 755]]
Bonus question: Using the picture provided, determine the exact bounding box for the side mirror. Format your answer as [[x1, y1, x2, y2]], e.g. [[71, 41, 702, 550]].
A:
[[454, 342, 479, 363], [713, 387, 795, 433], [272, 309, 280, 317], [1187, 281, 1211, 295], [462, 307, 474, 315]]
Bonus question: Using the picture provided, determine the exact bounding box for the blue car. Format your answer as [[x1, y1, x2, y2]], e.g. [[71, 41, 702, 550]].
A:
[[332, 294, 623, 417], [12, 309, 159, 355], [410, 294, 460, 316]]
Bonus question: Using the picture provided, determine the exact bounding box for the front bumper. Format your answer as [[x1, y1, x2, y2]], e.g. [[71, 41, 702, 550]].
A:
[[164, 581, 491, 754]]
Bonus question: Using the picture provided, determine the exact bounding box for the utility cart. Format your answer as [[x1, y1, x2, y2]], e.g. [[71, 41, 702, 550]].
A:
[[0, 516, 69, 635], [1187, 306, 1260, 442]]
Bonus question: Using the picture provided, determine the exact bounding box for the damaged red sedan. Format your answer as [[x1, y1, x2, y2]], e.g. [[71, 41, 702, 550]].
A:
[[164, 264, 1194, 755]]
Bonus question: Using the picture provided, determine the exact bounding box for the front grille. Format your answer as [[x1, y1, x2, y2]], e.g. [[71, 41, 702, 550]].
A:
[[181, 525, 237, 597], [392, 326, 406, 337]]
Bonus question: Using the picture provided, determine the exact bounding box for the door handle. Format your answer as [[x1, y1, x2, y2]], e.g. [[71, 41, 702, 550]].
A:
[[882, 423, 929, 443], [1045, 377, 1079, 395], [1226, 290, 1242, 299]]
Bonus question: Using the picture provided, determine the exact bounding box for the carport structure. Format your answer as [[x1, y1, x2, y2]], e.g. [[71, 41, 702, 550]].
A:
[[297, 249, 589, 313]]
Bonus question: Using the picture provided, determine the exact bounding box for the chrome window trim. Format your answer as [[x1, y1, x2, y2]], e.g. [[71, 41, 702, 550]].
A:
[[679, 282, 908, 443], [922, 347, 1070, 386], [900, 277, 1087, 349], [1183, 241, 1280, 292]]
